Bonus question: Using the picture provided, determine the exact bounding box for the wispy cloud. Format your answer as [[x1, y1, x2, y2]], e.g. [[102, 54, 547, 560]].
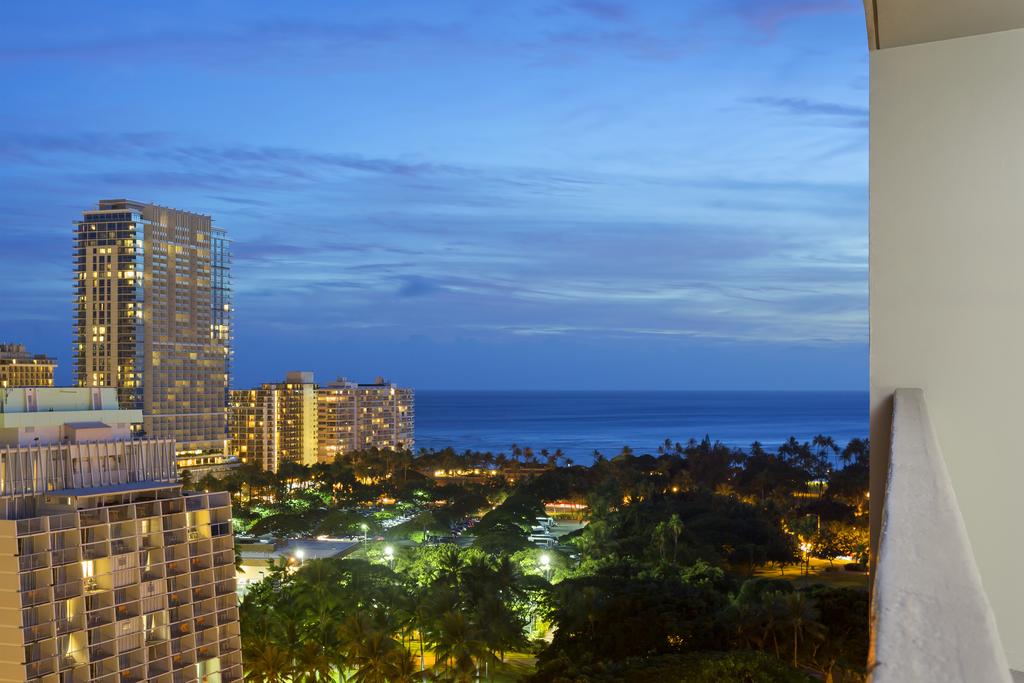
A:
[[0, 0, 868, 388], [747, 96, 868, 127]]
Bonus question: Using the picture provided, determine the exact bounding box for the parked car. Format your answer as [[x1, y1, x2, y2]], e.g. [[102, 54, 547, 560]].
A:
[[528, 535, 557, 547]]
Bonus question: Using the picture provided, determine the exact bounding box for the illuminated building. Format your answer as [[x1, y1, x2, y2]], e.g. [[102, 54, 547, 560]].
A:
[[0, 343, 57, 388], [317, 377, 414, 461], [0, 387, 241, 682], [73, 200, 231, 468], [228, 372, 317, 472]]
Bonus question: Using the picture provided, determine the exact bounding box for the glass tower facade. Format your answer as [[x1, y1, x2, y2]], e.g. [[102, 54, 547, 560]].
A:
[[73, 200, 231, 458]]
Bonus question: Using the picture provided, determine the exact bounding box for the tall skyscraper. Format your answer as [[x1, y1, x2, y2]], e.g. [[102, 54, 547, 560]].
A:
[[0, 387, 241, 682], [0, 343, 57, 388], [73, 200, 231, 463], [318, 377, 414, 462], [228, 371, 318, 472]]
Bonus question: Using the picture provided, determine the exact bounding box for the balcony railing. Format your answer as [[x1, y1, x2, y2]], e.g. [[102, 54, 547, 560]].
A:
[[869, 389, 1013, 682]]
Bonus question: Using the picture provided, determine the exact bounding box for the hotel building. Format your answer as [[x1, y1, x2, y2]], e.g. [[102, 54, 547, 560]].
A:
[[317, 377, 414, 462], [73, 200, 231, 467], [227, 372, 317, 472], [0, 386, 241, 682], [0, 344, 57, 389]]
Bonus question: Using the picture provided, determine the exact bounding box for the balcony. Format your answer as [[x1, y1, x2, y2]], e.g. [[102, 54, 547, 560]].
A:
[[110, 539, 135, 556], [89, 644, 116, 662], [54, 580, 83, 601], [16, 518, 46, 535], [23, 622, 54, 643], [56, 615, 84, 635], [52, 546, 81, 566], [189, 555, 211, 572], [82, 541, 109, 561], [87, 610, 113, 629], [26, 658, 56, 679], [80, 509, 108, 527], [869, 390, 1014, 682], [19, 551, 50, 572], [21, 587, 51, 607], [148, 659, 171, 679]]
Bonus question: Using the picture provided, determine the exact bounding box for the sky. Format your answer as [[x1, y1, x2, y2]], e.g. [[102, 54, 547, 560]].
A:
[[0, 0, 869, 391]]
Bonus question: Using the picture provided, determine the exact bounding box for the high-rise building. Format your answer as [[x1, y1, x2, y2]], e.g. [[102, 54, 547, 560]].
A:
[[228, 371, 317, 472], [0, 343, 57, 388], [0, 387, 242, 682], [317, 377, 414, 462], [73, 200, 231, 464]]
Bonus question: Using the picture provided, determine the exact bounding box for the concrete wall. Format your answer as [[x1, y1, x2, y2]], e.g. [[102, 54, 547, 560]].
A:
[[870, 26, 1024, 669]]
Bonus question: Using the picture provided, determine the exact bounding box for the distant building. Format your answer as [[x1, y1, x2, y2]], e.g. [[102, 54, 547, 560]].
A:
[[228, 371, 317, 471], [73, 199, 231, 466], [318, 377, 414, 461], [0, 386, 241, 682], [0, 343, 57, 388]]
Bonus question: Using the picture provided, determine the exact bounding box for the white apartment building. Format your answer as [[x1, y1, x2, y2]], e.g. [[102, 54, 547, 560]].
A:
[[0, 387, 241, 682], [317, 377, 414, 462]]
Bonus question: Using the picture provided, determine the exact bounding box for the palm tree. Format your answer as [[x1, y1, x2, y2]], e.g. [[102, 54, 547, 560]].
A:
[[429, 610, 487, 682], [293, 559, 343, 645], [347, 630, 406, 683], [653, 513, 685, 564], [840, 437, 869, 466], [811, 434, 839, 480], [775, 592, 826, 667], [474, 596, 525, 677], [243, 640, 292, 683], [385, 649, 420, 683], [666, 513, 684, 564], [292, 640, 334, 682]]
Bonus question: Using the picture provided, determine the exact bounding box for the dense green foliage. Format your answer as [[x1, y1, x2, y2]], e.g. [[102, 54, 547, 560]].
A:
[[235, 435, 870, 682]]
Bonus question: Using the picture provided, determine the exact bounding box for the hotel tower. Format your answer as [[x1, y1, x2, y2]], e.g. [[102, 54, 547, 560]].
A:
[[73, 200, 231, 465], [228, 372, 318, 472], [0, 387, 241, 682], [0, 344, 57, 389]]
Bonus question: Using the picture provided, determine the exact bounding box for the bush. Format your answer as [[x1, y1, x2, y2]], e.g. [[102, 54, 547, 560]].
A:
[[843, 562, 866, 572]]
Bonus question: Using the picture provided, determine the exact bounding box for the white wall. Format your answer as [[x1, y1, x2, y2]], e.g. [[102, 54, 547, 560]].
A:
[[871, 26, 1024, 669]]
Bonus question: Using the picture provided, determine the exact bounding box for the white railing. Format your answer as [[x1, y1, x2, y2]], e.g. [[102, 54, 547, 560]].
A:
[[870, 389, 1011, 682]]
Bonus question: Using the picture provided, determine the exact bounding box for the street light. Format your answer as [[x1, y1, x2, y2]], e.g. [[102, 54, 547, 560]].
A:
[[295, 548, 305, 566], [539, 553, 551, 582], [383, 545, 394, 570], [360, 523, 369, 549]]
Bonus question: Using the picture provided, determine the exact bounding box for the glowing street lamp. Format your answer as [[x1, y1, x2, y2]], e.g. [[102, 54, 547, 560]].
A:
[[360, 523, 369, 549], [383, 545, 395, 570], [295, 548, 305, 566], [539, 553, 551, 582]]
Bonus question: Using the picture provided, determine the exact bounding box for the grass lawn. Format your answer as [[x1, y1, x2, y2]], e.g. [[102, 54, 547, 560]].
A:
[[753, 558, 870, 590], [400, 637, 537, 681], [491, 652, 538, 682]]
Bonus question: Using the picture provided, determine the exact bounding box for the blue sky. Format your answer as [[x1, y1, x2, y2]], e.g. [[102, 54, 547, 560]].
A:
[[0, 0, 868, 390]]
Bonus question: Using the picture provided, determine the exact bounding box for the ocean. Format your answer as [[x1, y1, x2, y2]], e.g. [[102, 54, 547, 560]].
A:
[[415, 390, 868, 464]]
